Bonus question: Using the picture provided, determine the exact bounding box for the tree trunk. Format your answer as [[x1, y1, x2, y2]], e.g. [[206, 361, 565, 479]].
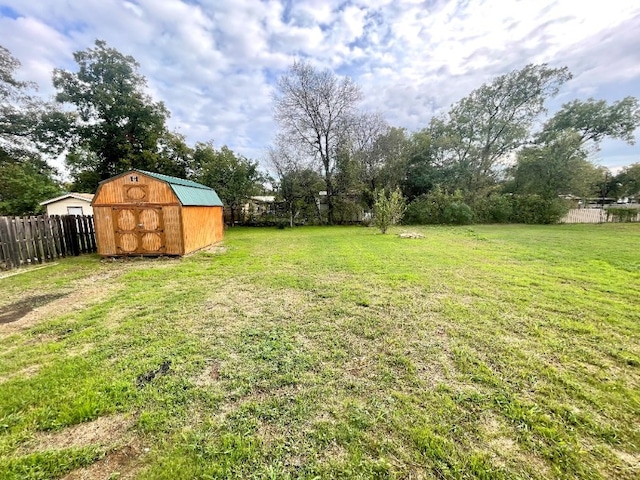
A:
[[289, 204, 294, 228], [325, 176, 334, 225]]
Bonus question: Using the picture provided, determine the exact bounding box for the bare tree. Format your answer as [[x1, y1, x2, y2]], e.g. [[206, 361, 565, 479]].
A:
[[273, 60, 362, 224]]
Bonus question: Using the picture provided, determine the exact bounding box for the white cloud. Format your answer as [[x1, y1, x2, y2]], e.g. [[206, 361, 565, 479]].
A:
[[1, 0, 639, 169]]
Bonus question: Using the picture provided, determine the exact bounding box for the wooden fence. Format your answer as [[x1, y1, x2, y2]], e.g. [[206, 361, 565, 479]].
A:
[[0, 215, 96, 270]]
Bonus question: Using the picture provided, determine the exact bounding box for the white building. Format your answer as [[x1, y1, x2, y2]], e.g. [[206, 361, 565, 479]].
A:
[[39, 193, 95, 216]]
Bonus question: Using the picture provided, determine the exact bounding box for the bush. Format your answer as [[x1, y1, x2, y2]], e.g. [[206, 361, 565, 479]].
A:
[[607, 208, 640, 222], [404, 187, 473, 225], [374, 188, 406, 233], [443, 201, 474, 225], [471, 195, 513, 223], [510, 195, 569, 224]]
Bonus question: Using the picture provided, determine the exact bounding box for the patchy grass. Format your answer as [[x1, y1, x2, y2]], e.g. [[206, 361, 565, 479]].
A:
[[0, 224, 639, 479]]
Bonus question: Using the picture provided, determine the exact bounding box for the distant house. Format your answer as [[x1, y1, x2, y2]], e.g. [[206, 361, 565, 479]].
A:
[[39, 193, 95, 216], [242, 196, 277, 217]]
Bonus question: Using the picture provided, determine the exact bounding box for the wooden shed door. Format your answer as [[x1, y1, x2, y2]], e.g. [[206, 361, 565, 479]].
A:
[[112, 207, 166, 254]]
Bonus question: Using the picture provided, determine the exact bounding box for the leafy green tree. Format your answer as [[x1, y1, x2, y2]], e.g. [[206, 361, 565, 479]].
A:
[[0, 149, 61, 215], [156, 131, 193, 179], [509, 131, 601, 200], [52, 40, 171, 191], [193, 142, 264, 225], [374, 188, 406, 233], [614, 163, 640, 199], [404, 187, 473, 225], [512, 96, 640, 205], [268, 138, 324, 226], [438, 64, 572, 198], [357, 125, 409, 208], [403, 125, 467, 200], [0, 44, 61, 214], [538, 97, 640, 147]]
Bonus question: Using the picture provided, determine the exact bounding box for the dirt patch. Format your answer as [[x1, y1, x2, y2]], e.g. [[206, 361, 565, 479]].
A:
[[201, 244, 227, 255], [22, 414, 134, 453], [614, 449, 640, 468], [193, 361, 221, 387], [0, 281, 124, 335], [61, 441, 145, 480], [0, 363, 41, 384], [0, 293, 68, 324]]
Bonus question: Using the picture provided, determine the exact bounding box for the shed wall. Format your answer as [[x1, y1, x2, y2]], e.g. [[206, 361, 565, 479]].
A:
[[94, 205, 184, 256], [93, 206, 116, 255], [181, 206, 224, 254], [162, 206, 184, 254]]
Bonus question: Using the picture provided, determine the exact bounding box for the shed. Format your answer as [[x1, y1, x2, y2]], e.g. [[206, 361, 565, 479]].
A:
[[92, 170, 224, 256], [40, 193, 95, 216]]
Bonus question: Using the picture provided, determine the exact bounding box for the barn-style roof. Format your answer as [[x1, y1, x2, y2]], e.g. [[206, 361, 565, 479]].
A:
[[103, 170, 223, 207]]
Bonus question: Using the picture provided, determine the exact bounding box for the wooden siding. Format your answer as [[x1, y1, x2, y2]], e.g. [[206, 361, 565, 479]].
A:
[[93, 172, 178, 206], [181, 206, 224, 254], [163, 206, 183, 254], [94, 207, 116, 255]]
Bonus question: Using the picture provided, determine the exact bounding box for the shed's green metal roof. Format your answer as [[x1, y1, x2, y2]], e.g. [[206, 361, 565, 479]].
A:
[[135, 170, 223, 207], [170, 184, 223, 206]]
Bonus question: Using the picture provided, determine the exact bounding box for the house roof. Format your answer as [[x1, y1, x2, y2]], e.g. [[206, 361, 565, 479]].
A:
[[250, 196, 276, 203], [101, 170, 223, 207], [40, 193, 95, 206]]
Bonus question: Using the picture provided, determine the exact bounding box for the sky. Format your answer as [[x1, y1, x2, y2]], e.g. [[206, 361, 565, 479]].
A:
[[1, 0, 639, 173]]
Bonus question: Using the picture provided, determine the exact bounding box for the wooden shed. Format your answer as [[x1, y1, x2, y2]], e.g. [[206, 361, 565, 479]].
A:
[[92, 170, 224, 256]]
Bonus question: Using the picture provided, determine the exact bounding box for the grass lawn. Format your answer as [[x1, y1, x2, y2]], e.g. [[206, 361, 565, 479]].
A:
[[0, 224, 639, 479]]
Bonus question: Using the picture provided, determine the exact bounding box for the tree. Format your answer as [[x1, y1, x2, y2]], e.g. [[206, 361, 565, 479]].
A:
[[0, 149, 61, 215], [348, 116, 410, 208], [438, 64, 572, 198], [614, 163, 640, 199], [193, 142, 263, 225], [515, 96, 640, 203], [0, 44, 61, 214], [373, 188, 406, 233], [52, 40, 171, 191], [278, 167, 325, 226], [538, 97, 640, 148], [268, 137, 324, 226], [403, 127, 452, 200], [369, 127, 410, 195], [509, 131, 601, 200], [273, 60, 362, 224]]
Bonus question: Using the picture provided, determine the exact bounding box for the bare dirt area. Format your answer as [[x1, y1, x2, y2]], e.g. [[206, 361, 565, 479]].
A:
[[0, 293, 68, 324], [17, 414, 147, 480], [0, 283, 122, 335], [62, 441, 145, 480], [22, 414, 134, 453], [0, 259, 180, 335]]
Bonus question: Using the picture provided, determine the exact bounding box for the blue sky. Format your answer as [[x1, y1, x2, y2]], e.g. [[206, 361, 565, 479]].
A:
[[1, 0, 639, 172]]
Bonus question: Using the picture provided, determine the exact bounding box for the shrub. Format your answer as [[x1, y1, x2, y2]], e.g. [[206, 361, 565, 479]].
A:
[[374, 188, 406, 233], [510, 195, 569, 224], [404, 187, 473, 225], [606, 208, 640, 222], [443, 201, 474, 225], [471, 195, 513, 223]]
